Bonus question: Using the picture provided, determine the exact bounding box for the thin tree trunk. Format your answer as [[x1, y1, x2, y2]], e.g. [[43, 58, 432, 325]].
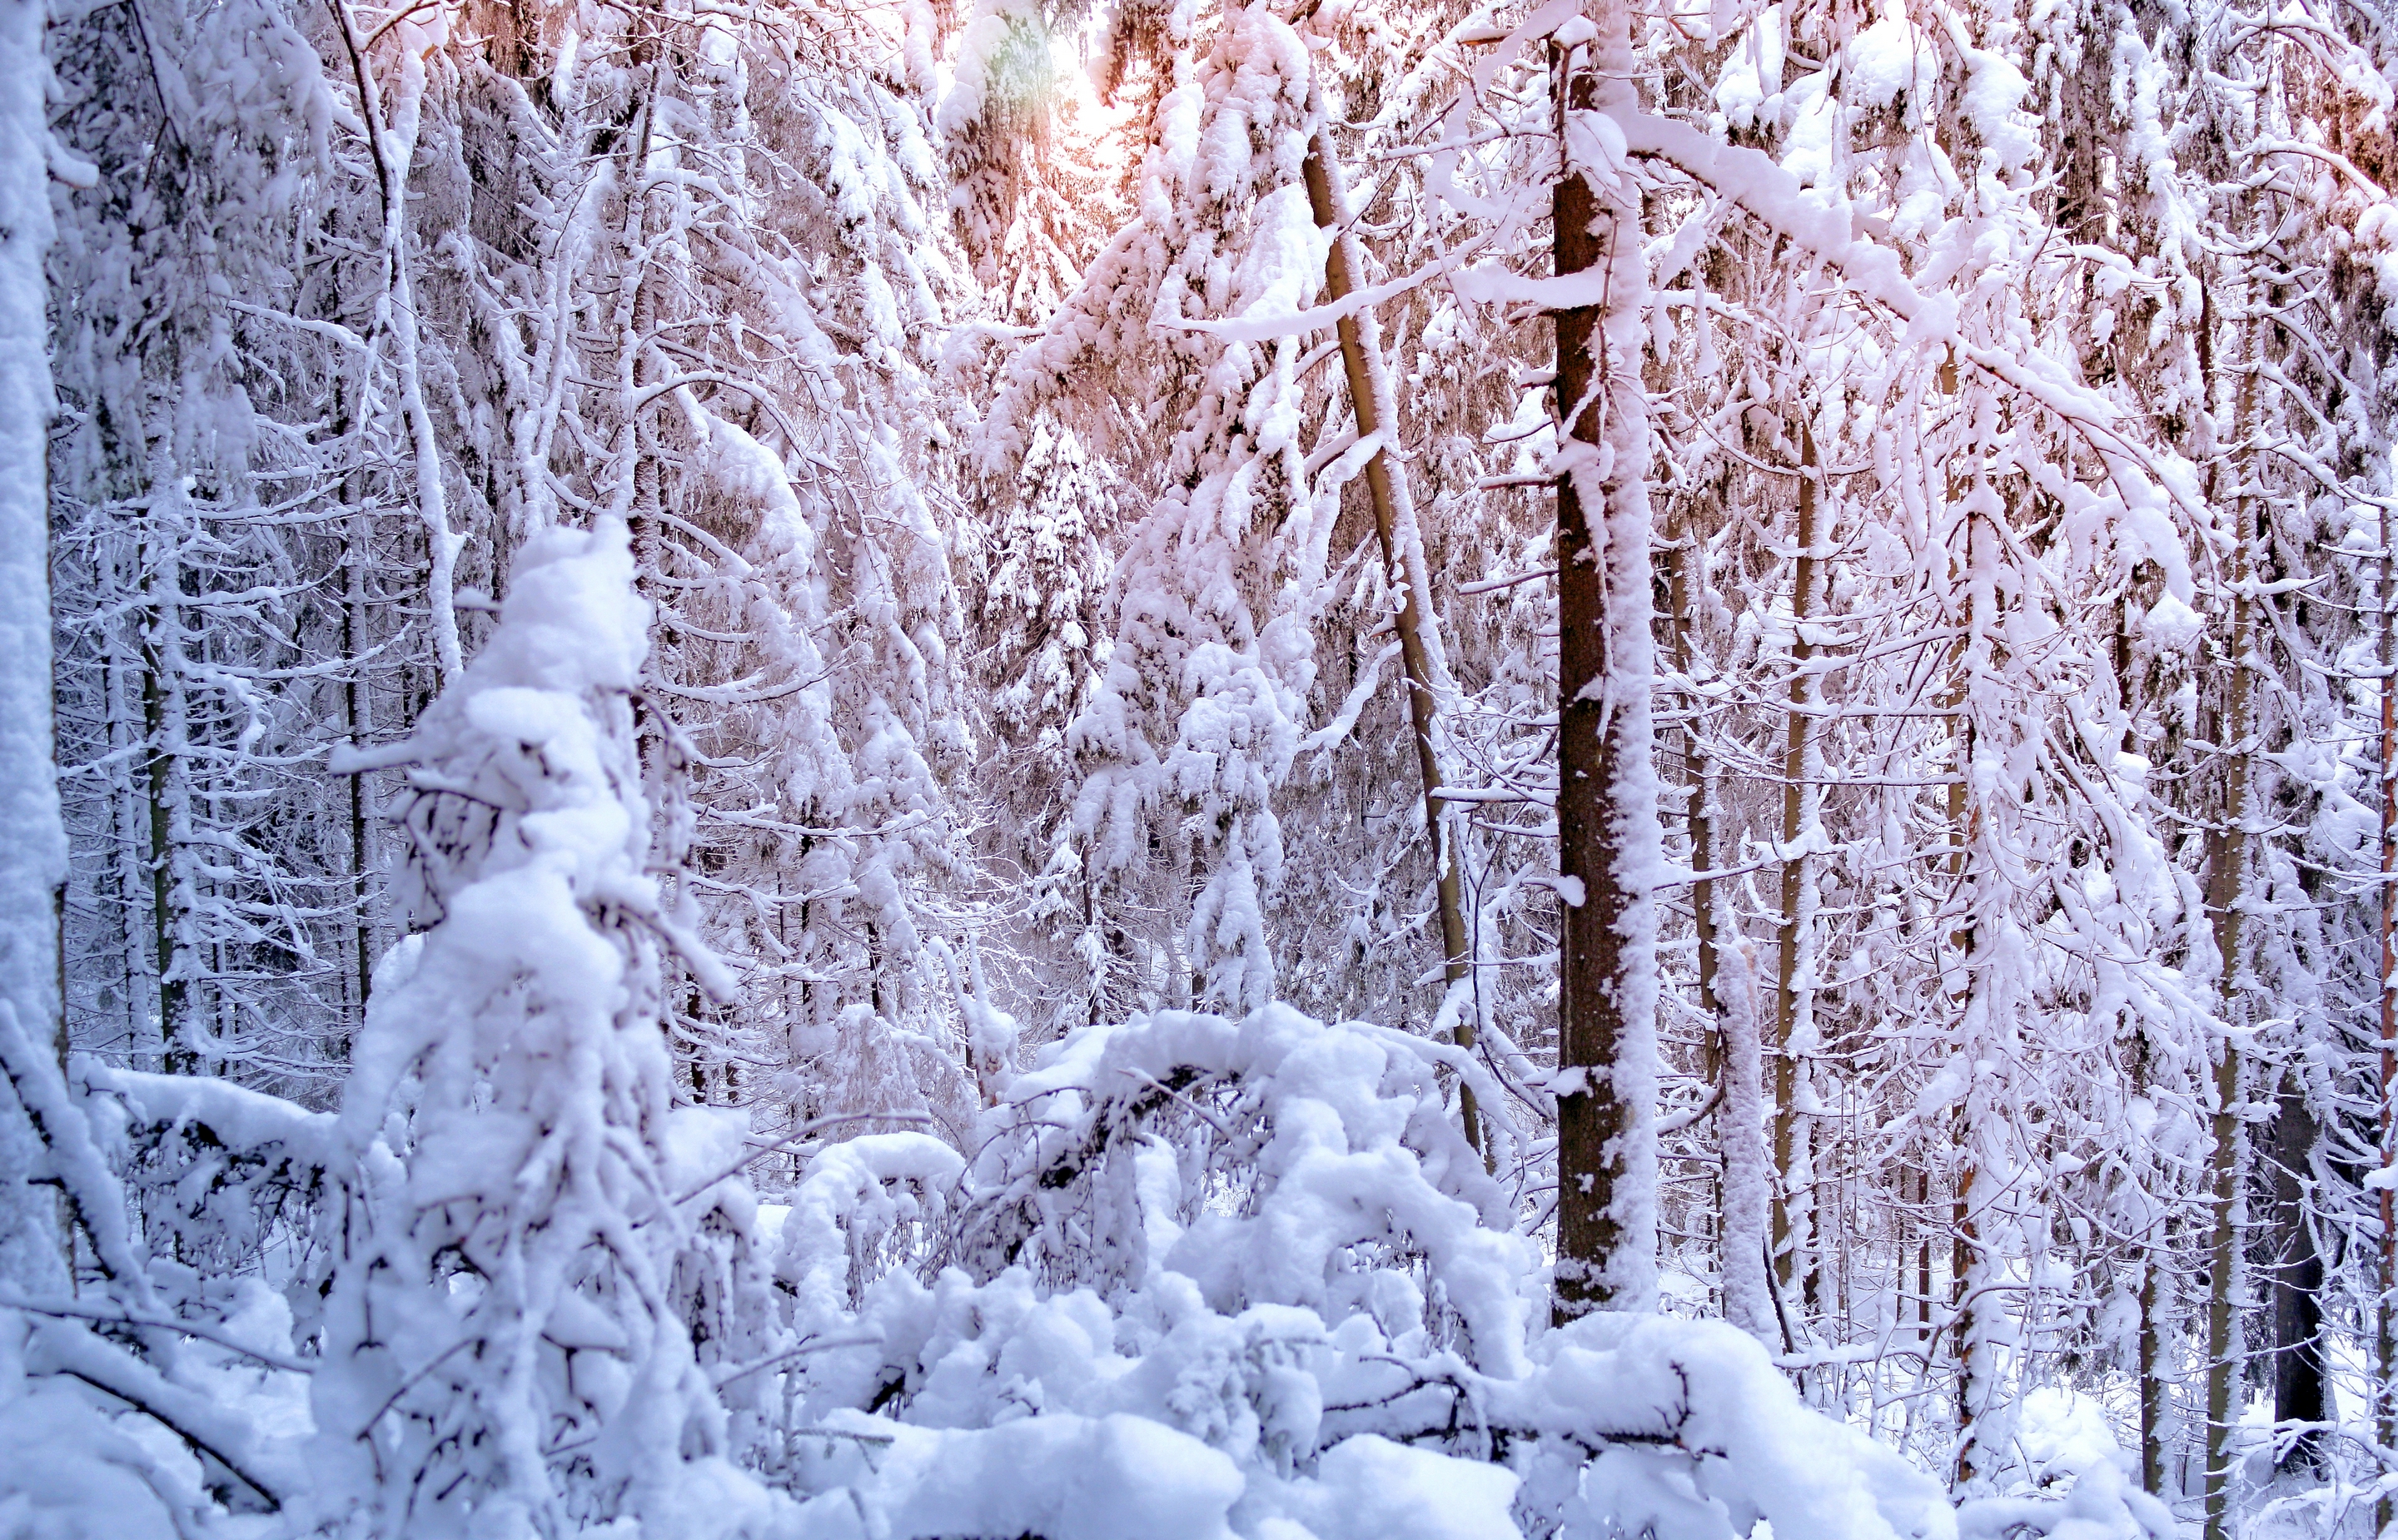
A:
[[2381, 480, 2396, 1537], [1667, 500, 1763, 1334], [344, 511, 375, 1036], [2201, 519, 2254, 1540], [139, 547, 187, 1074], [102, 614, 144, 1061], [1664, 509, 1719, 1031], [1944, 433, 1988, 1486], [1773, 422, 1820, 1308], [1550, 5, 1660, 1319], [1716, 936, 1772, 1339], [2117, 593, 2167, 1498], [2267, 1073, 2326, 1469], [331, 0, 461, 682], [1953, 1105, 1982, 1485], [1300, 125, 1480, 1158], [2134, 1026, 2168, 1498], [1915, 1164, 1932, 1334]]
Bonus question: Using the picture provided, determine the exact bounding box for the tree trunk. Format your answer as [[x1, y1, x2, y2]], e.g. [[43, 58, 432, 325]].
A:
[[1665, 501, 1764, 1335], [2266, 1075, 2326, 1469], [2201, 522, 2253, 1540], [2381, 482, 2396, 1537], [1715, 936, 1772, 1339], [1916, 1165, 1931, 1335], [2133, 1026, 2169, 1498], [344, 511, 376, 1038], [1300, 126, 1480, 1158], [2118, 594, 2168, 1498], [331, 0, 461, 683], [1550, 5, 1660, 1321], [1945, 455, 1989, 1487], [139, 549, 188, 1074], [1664, 509, 1719, 1033], [1773, 421, 1820, 1309], [1953, 1109, 1983, 1484], [0, 0, 67, 1292]]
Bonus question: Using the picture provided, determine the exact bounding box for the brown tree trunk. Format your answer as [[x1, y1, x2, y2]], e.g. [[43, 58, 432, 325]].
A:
[[1550, 6, 1660, 1321], [139, 557, 187, 1075], [1300, 127, 1480, 1158], [2118, 596, 2168, 1498], [2134, 1026, 2168, 1498], [1663, 507, 1719, 1032], [1943, 435, 1986, 1486], [1773, 421, 1819, 1308], [2266, 1075, 2326, 1470]]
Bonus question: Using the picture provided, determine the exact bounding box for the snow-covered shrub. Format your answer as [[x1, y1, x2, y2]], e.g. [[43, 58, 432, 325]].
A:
[[756, 1002, 1964, 1540], [82, 1064, 340, 1343], [948, 1005, 1525, 1366], [309, 519, 774, 1538]]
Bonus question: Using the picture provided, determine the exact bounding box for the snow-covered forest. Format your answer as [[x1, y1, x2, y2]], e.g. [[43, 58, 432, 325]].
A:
[[2, 0, 2395, 1533]]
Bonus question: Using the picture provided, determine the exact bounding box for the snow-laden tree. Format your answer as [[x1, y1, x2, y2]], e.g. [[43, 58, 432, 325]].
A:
[[290, 0, 998, 1159], [983, 1, 1362, 1020], [47, 0, 414, 1097], [5, 9, 323, 1528], [311, 519, 776, 1538]]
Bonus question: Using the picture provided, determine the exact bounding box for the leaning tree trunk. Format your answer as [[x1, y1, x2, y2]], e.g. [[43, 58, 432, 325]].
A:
[[1300, 122, 1480, 1159], [1550, 2, 1660, 1320]]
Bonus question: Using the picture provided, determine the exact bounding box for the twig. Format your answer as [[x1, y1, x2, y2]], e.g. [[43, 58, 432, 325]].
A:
[[0, 1293, 313, 1374]]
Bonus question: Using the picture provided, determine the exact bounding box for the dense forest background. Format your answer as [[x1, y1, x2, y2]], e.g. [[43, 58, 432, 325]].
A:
[[2, 0, 2396, 1534]]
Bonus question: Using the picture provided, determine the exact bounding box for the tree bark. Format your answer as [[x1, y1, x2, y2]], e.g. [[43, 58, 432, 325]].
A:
[[2201, 519, 2253, 1540], [1773, 421, 1820, 1309], [2266, 1075, 2326, 1469], [2381, 480, 2396, 1535], [0, 0, 67, 1294], [344, 509, 375, 1036], [2132, 1025, 2168, 1498], [1550, 6, 1660, 1320], [1300, 126, 1480, 1158], [1943, 436, 1988, 1486], [2117, 594, 2168, 1499], [1664, 509, 1719, 1032], [138, 549, 187, 1074]]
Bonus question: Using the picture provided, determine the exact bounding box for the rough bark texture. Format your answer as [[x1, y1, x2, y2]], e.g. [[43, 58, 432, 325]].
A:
[[1550, 7, 1659, 1320]]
